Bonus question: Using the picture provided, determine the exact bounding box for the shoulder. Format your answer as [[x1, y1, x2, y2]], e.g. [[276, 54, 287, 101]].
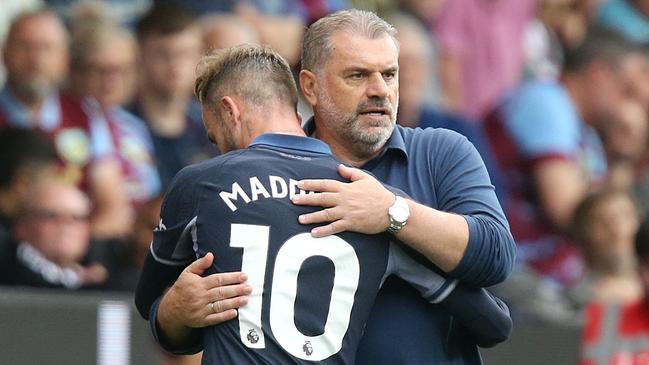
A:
[[502, 81, 578, 132], [507, 80, 568, 106], [174, 149, 249, 181], [398, 125, 470, 153], [504, 81, 576, 121], [396, 125, 478, 174]]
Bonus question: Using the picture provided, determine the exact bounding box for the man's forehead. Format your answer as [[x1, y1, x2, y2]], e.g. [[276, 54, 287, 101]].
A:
[[328, 32, 399, 70], [13, 15, 66, 42]]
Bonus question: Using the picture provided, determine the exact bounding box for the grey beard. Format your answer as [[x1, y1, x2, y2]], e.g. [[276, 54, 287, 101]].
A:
[[349, 120, 394, 153]]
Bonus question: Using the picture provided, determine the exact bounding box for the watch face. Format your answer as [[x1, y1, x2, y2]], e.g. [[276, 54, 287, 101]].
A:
[[391, 205, 409, 222]]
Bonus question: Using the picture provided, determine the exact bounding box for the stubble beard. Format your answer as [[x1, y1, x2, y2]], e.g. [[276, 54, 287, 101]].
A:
[[318, 89, 397, 158]]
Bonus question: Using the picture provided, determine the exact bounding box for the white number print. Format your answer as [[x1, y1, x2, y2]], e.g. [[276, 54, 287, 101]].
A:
[[230, 224, 360, 361], [230, 224, 269, 349]]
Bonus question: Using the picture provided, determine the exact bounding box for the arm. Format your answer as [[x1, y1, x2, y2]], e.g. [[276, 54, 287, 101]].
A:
[[504, 81, 592, 230], [134, 166, 250, 353], [439, 285, 512, 348], [293, 141, 515, 287], [136, 252, 250, 354], [388, 242, 512, 347], [533, 159, 587, 228], [291, 165, 470, 272]]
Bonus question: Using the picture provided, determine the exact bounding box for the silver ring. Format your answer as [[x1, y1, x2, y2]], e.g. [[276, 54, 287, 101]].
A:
[[209, 302, 215, 313]]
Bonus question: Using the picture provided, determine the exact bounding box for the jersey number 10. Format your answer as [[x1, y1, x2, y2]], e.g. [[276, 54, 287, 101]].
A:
[[230, 223, 361, 361]]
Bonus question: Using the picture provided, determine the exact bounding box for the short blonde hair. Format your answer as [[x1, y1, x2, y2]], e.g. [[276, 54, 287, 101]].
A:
[[194, 44, 298, 112]]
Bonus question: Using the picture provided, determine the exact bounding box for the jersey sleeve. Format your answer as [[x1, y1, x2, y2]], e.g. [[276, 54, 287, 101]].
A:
[[440, 286, 513, 348], [386, 242, 458, 303], [134, 165, 204, 353], [150, 165, 201, 265], [387, 242, 512, 347]]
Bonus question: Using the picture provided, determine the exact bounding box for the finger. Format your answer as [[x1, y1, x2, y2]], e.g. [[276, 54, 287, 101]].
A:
[[297, 178, 344, 192], [202, 305, 242, 326], [185, 252, 215, 275], [298, 207, 341, 225], [311, 220, 346, 238], [203, 271, 248, 289], [210, 295, 249, 315], [291, 192, 338, 207], [207, 283, 253, 301], [337, 164, 369, 182]]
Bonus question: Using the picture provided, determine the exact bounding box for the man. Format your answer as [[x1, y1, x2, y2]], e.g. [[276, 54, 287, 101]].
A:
[[136, 44, 511, 363], [0, 180, 108, 289], [152, 10, 515, 364], [0, 128, 57, 244], [131, 4, 215, 189], [389, 12, 504, 203], [580, 216, 649, 364], [571, 188, 642, 305], [484, 28, 647, 288], [69, 21, 161, 207], [200, 12, 260, 52], [0, 9, 131, 239]]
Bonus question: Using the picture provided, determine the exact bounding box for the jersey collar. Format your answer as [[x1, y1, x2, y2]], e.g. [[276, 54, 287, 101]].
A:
[[249, 133, 332, 155]]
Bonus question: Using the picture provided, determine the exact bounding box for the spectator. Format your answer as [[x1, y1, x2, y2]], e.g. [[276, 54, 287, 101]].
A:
[[69, 20, 161, 207], [580, 215, 649, 364], [0, 9, 132, 239], [82, 196, 163, 292], [0, 128, 57, 244], [390, 12, 505, 200], [571, 188, 642, 306], [484, 28, 645, 296], [433, 0, 538, 119], [389, 12, 440, 125], [522, 0, 588, 81], [0, 180, 108, 289], [131, 3, 215, 189], [44, 0, 151, 27], [155, 1, 307, 66], [234, 3, 305, 68], [0, 0, 42, 86], [200, 13, 260, 52]]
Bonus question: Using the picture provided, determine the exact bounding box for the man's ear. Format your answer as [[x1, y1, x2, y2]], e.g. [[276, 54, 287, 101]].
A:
[[220, 95, 241, 126], [299, 69, 318, 107]]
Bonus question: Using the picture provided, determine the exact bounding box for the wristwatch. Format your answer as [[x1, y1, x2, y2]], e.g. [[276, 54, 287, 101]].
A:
[[387, 196, 409, 234]]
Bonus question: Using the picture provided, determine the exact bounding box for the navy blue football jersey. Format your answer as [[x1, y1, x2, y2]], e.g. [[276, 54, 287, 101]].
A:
[[149, 134, 455, 364]]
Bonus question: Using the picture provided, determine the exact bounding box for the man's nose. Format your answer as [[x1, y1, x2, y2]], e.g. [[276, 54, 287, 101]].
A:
[[366, 72, 390, 99]]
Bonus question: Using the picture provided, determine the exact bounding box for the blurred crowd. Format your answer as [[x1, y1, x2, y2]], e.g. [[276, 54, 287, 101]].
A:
[[2, 0, 649, 363]]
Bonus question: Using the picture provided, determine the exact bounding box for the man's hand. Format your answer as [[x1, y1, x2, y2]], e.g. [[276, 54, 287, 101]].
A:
[[158, 253, 252, 337], [291, 164, 394, 237]]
